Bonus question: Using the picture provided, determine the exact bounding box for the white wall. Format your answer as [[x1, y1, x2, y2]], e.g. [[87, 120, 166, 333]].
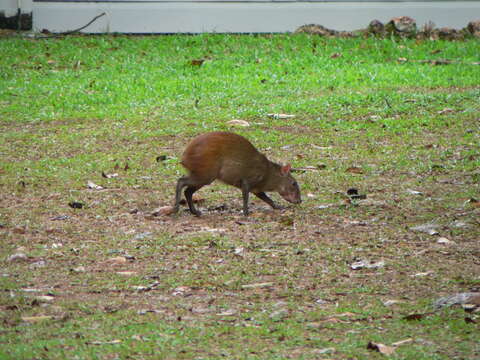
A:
[[33, 1, 480, 34], [1, 0, 33, 16]]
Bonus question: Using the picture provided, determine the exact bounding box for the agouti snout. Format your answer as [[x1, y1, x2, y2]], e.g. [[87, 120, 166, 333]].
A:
[[173, 131, 301, 216]]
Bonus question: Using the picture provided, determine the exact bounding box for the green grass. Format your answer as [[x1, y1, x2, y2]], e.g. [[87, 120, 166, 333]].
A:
[[0, 34, 479, 359]]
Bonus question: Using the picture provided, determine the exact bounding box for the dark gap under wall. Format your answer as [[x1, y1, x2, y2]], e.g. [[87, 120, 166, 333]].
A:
[[0, 11, 32, 30]]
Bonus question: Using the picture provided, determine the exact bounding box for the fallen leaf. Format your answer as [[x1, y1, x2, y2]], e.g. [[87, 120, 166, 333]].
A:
[[316, 204, 332, 209], [346, 166, 364, 174], [216, 309, 237, 316], [346, 188, 367, 200], [438, 108, 455, 115], [367, 341, 396, 355], [306, 322, 324, 328], [293, 166, 320, 172], [412, 270, 434, 277], [68, 201, 84, 209], [87, 339, 122, 345], [22, 315, 54, 323], [87, 181, 103, 190], [403, 313, 428, 321], [241, 282, 273, 289], [227, 119, 250, 127], [20, 288, 43, 293], [101, 171, 118, 179], [133, 232, 152, 240], [190, 58, 205, 66], [7, 253, 29, 262], [434, 292, 480, 309], [116, 271, 137, 276], [322, 317, 347, 324], [51, 215, 69, 221], [279, 216, 294, 227], [233, 247, 244, 256], [451, 220, 468, 228], [34, 295, 55, 303], [311, 145, 332, 150], [199, 227, 227, 234], [336, 312, 356, 317], [312, 347, 335, 355], [106, 256, 127, 264], [392, 338, 414, 347], [350, 260, 385, 270], [464, 198, 480, 208], [463, 304, 479, 312], [267, 113, 295, 119], [347, 188, 359, 196], [172, 286, 192, 296], [133, 286, 150, 292], [269, 309, 288, 320], [12, 227, 26, 234], [330, 52, 342, 58], [409, 223, 439, 236], [138, 309, 165, 315], [383, 299, 403, 307], [151, 206, 176, 216], [71, 266, 86, 273], [30, 260, 46, 268], [437, 237, 455, 245]]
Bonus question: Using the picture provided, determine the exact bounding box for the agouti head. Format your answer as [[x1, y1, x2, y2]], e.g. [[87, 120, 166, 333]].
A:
[[275, 164, 302, 204]]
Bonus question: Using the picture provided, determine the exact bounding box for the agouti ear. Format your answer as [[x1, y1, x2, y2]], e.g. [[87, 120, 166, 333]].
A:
[[280, 164, 291, 176]]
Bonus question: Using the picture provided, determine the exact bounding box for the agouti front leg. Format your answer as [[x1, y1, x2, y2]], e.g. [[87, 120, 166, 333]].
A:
[[254, 192, 281, 210], [241, 180, 251, 216]]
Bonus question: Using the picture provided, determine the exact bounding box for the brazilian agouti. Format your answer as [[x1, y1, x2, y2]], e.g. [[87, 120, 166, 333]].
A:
[[173, 131, 301, 216]]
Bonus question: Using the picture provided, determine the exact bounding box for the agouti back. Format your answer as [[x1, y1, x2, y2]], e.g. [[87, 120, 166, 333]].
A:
[[173, 131, 301, 216]]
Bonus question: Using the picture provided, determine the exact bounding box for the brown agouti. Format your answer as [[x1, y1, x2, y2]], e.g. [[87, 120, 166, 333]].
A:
[[173, 131, 301, 216]]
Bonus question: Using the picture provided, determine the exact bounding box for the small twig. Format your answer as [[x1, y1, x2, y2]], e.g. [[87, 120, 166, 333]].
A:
[[401, 58, 480, 66], [384, 97, 392, 108], [36, 12, 106, 39]]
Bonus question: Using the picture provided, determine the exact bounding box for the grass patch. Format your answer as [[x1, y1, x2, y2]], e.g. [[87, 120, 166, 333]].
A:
[[0, 34, 479, 359]]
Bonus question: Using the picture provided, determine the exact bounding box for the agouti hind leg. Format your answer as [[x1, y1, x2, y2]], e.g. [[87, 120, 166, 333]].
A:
[[184, 186, 202, 216], [174, 176, 207, 216]]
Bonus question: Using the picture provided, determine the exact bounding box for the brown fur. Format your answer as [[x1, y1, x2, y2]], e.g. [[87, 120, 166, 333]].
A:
[[174, 132, 301, 216]]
